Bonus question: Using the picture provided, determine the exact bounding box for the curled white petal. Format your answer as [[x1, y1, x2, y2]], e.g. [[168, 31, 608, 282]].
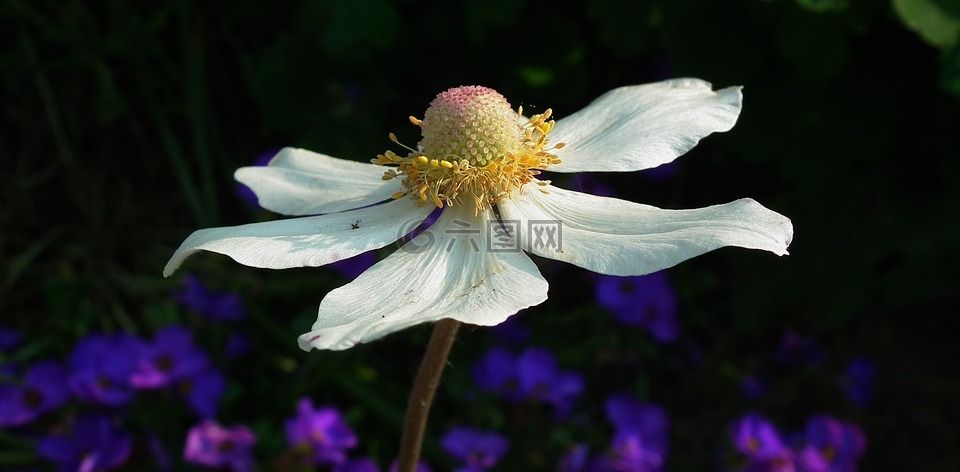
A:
[[235, 147, 401, 215], [550, 79, 743, 173], [163, 198, 432, 277], [498, 183, 793, 276], [298, 205, 549, 351]]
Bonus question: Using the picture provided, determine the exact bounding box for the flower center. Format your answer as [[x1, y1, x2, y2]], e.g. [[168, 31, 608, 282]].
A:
[[373, 86, 563, 215]]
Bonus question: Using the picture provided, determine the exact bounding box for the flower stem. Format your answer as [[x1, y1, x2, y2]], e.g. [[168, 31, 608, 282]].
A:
[[396, 318, 461, 472]]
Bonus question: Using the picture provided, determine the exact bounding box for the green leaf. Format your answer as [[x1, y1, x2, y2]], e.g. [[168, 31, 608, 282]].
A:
[[893, 0, 960, 48]]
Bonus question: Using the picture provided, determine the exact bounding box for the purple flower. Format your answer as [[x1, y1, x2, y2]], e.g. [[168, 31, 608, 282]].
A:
[[131, 325, 210, 389], [180, 367, 227, 418], [799, 415, 865, 472], [595, 272, 678, 343], [284, 398, 358, 465], [0, 361, 71, 427], [472, 346, 583, 411], [69, 333, 143, 406], [37, 412, 132, 471], [516, 347, 584, 413], [839, 357, 875, 407], [176, 274, 246, 322], [730, 413, 793, 468], [441, 427, 509, 471], [472, 346, 522, 401], [605, 394, 669, 470], [335, 457, 380, 472], [328, 252, 377, 279], [184, 421, 256, 472]]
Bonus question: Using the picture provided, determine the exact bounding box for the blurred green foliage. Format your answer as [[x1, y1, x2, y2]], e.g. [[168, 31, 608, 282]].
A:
[[2, 0, 959, 470]]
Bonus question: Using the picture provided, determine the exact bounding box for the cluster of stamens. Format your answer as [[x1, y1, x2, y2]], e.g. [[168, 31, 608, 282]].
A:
[[372, 86, 563, 215]]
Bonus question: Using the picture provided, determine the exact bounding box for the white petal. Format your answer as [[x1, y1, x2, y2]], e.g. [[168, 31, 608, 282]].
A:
[[498, 183, 792, 276], [235, 147, 402, 215], [163, 198, 432, 277], [549, 79, 743, 173], [298, 204, 549, 351]]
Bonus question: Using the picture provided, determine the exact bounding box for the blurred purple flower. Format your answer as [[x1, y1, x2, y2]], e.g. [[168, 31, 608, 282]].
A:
[[132, 325, 210, 389], [336, 457, 380, 472], [595, 272, 678, 344], [285, 398, 358, 465], [472, 346, 583, 411], [328, 252, 377, 279], [774, 330, 824, 367], [472, 346, 522, 401], [69, 333, 143, 406], [605, 394, 669, 470], [730, 413, 793, 468], [184, 421, 256, 472], [36, 412, 132, 471], [0, 327, 22, 351], [517, 347, 584, 414], [798, 415, 866, 472], [441, 426, 509, 471], [176, 273, 246, 322], [0, 361, 70, 427], [236, 150, 278, 204], [839, 357, 875, 407], [180, 367, 227, 418]]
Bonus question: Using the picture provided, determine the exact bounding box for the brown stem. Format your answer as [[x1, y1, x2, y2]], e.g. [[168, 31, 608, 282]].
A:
[[396, 318, 461, 472]]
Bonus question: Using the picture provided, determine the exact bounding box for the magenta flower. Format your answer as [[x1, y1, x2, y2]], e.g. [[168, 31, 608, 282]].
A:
[[184, 421, 256, 472], [0, 360, 70, 427], [797, 415, 866, 472], [37, 413, 132, 471], [730, 413, 794, 470], [284, 398, 358, 465]]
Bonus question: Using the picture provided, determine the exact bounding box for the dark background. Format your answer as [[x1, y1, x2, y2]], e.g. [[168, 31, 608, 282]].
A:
[[3, 0, 959, 470]]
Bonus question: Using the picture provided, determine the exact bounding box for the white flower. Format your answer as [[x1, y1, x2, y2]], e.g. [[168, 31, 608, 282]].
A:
[[164, 79, 793, 351]]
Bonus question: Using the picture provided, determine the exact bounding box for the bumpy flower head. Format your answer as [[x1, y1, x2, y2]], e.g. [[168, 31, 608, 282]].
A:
[[375, 86, 562, 214]]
